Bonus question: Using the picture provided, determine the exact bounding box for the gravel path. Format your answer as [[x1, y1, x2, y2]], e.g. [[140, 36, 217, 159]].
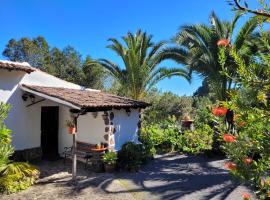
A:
[[1, 154, 256, 200], [110, 154, 256, 200]]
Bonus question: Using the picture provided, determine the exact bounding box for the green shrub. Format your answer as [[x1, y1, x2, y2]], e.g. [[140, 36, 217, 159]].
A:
[[181, 124, 214, 154], [103, 151, 117, 165], [0, 102, 39, 194], [141, 116, 181, 154], [0, 171, 38, 194], [118, 142, 146, 172]]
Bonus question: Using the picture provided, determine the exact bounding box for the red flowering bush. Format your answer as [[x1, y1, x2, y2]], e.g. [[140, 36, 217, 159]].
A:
[[212, 107, 228, 117], [216, 36, 270, 199], [223, 133, 236, 143], [225, 162, 237, 171], [242, 192, 251, 200], [215, 102, 270, 199]]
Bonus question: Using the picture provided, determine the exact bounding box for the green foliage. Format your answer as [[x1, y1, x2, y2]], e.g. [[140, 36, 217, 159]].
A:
[[2, 37, 107, 90], [0, 103, 12, 144], [2, 36, 50, 71], [141, 116, 181, 153], [217, 30, 270, 199], [103, 151, 117, 165], [0, 144, 14, 172], [0, 174, 36, 194], [162, 12, 258, 100], [91, 29, 191, 100], [0, 103, 39, 194], [181, 124, 214, 154], [141, 115, 214, 155], [117, 142, 146, 172], [193, 97, 215, 127], [143, 89, 194, 123], [82, 56, 108, 90]]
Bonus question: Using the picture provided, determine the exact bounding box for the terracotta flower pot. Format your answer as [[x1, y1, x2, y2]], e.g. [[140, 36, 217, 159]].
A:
[[104, 163, 116, 173], [68, 126, 76, 134]]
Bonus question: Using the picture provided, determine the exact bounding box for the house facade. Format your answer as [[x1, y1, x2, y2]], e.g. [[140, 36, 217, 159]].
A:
[[0, 60, 148, 160]]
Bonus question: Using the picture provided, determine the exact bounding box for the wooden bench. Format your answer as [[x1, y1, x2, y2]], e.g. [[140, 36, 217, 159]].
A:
[[63, 141, 96, 168]]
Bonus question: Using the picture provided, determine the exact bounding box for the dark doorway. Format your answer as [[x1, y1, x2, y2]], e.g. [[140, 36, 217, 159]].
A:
[[41, 106, 59, 160]]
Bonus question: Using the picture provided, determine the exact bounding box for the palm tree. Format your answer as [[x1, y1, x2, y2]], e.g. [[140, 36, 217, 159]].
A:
[[92, 30, 191, 100], [161, 12, 258, 100]]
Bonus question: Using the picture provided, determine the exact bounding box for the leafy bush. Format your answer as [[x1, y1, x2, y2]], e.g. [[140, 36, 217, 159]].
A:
[[141, 116, 181, 154], [181, 124, 214, 154], [117, 142, 146, 172], [103, 151, 117, 165], [0, 102, 39, 194], [143, 89, 194, 123], [216, 33, 270, 199], [0, 174, 36, 194]]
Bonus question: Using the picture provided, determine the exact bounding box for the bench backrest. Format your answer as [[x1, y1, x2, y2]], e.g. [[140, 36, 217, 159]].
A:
[[76, 141, 95, 153]]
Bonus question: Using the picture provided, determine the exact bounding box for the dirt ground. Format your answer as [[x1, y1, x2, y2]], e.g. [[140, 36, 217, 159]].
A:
[[1, 154, 256, 200]]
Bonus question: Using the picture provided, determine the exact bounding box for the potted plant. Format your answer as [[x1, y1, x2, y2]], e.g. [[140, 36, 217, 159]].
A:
[[103, 151, 117, 173], [66, 120, 76, 134]]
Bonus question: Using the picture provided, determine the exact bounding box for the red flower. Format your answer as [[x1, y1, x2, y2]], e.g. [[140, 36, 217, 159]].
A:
[[225, 162, 237, 171], [223, 134, 236, 143], [212, 107, 228, 117], [242, 192, 251, 200], [217, 39, 230, 47], [243, 157, 253, 165]]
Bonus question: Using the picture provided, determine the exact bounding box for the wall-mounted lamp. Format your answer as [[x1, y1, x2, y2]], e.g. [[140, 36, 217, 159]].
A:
[[22, 93, 28, 101], [29, 94, 35, 103], [21, 93, 35, 103]]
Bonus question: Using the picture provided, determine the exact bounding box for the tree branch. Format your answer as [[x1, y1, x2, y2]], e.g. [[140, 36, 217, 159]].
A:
[[232, 0, 270, 18]]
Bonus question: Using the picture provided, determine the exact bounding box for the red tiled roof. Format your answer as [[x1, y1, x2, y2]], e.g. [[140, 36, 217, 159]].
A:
[[21, 84, 150, 109], [0, 60, 35, 73]]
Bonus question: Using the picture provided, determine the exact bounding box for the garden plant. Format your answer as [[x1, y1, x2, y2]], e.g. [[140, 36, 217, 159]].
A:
[[0, 103, 39, 194]]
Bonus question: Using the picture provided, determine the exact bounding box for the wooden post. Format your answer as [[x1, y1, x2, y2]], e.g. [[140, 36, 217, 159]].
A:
[[72, 133, 77, 183], [72, 115, 78, 184]]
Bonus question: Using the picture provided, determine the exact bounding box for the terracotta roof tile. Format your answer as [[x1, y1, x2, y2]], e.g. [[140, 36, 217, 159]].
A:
[[0, 60, 35, 73], [21, 84, 150, 109]]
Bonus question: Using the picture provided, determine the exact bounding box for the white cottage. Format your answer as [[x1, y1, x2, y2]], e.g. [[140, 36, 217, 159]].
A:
[[0, 60, 148, 160]]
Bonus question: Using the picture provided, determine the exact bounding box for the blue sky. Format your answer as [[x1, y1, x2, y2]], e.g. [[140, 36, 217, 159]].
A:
[[0, 0, 259, 95]]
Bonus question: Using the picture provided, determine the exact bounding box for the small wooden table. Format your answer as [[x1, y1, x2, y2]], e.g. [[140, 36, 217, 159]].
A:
[[91, 147, 108, 152]]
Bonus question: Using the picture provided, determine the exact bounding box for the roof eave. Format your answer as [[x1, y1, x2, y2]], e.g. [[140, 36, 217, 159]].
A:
[[20, 84, 81, 110]]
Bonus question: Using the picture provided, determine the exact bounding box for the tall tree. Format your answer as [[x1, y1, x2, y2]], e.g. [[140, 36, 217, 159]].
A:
[[81, 56, 108, 90], [161, 12, 258, 100], [2, 37, 100, 87], [3, 36, 51, 72], [92, 30, 191, 100]]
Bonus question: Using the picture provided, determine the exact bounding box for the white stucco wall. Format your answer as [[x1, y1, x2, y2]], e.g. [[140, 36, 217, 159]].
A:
[[0, 69, 75, 151], [0, 68, 141, 153], [113, 108, 140, 150], [77, 112, 106, 144]]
